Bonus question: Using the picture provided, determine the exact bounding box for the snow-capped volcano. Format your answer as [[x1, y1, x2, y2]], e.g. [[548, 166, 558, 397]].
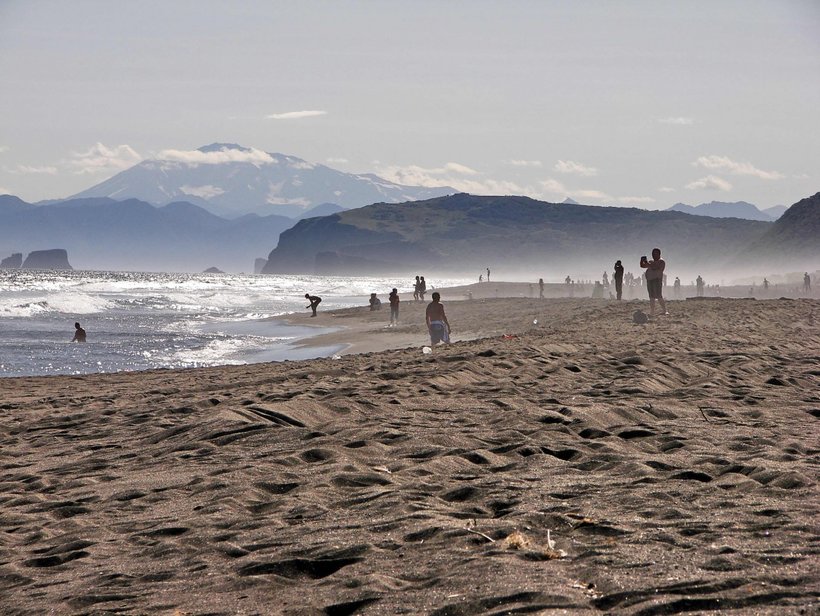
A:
[[68, 143, 455, 218]]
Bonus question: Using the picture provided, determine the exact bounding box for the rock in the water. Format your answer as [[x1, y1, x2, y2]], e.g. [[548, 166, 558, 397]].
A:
[[203, 266, 224, 274], [22, 249, 73, 270], [0, 252, 23, 268]]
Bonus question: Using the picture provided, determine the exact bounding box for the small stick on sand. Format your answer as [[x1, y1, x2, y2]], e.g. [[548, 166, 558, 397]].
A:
[[464, 528, 495, 543], [699, 406, 711, 422]]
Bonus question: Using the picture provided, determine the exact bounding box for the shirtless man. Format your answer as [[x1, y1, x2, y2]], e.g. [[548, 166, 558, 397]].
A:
[[425, 292, 451, 344], [71, 322, 86, 342], [640, 248, 667, 316], [304, 293, 322, 317]]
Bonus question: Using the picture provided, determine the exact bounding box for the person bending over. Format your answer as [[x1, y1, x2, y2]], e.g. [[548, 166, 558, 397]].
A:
[[304, 293, 322, 317]]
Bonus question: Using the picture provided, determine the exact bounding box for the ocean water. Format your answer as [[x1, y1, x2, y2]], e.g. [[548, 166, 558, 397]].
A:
[[0, 270, 469, 378]]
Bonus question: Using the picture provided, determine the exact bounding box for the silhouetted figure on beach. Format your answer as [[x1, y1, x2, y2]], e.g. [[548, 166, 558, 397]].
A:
[[696, 275, 704, 297], [389, 288, 400, 326], [369, 293, 381, 310], [763, 278, 769, 291], [413, 276, 421, 301], [478, 274, 483, 283], [602, 271, 609, 287], [419, 276, 427, 301], [426, 291, 450, 345], [538, 278, 544, 299], [640, 248, 667, 316], [486, 268, 491, 282], [72, 322, 86, 342], [673, 276, 681, 299], [804, 272, 812, 292], [305, 293, 322, 317], [613, 260, 624, 300]]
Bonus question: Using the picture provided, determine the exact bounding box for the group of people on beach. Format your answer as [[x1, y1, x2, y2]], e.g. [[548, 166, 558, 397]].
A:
[[413, 275, 427, 301], [307, 282, 451, 345]]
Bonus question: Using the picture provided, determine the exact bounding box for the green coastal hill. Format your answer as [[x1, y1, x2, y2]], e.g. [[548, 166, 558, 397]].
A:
[[262, 193, 777, 276]]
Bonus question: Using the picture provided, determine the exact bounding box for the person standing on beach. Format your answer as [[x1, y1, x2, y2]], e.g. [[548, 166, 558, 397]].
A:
[[71, 322, 86, 342], [413, 276, 421, 301], [304, 293, 322, 317], [538, 278, 544, 299], [486, 268, 491, 282], [696, 275, 704, 297], [426, 291, 450, 345], [640, 248, 667, 316], [673, 276, 681, 299], [804, 272, 811, 293], [419, 276, 427, 301], [613, 260, 624, 300], [388, 288, 400, 326]]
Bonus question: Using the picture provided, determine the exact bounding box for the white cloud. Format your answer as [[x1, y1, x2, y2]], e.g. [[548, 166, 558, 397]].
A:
[[686, 175, 733, 191], [658, 117, 694, 125], [66, 143, 142, 174], [507, 159, 542, 167], [157, 147, 274, 166], [539, 178, 568, 195], [573, 189, 612, 201], [326, 157, 348, 164], [539, 178, 617, 204], [554, 160, 598, 177], [658, 186, 675, 193], [692, 155, 784, 180], [180, 184, 225, 199], [2, 165, 57, 175], [288, 161, 315, 170], [617, 196, 656, 205], [265, 110, 327, 120], [377, 162, 522, 194]]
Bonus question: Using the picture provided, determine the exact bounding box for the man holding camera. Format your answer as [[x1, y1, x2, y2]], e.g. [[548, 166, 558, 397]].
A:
[[640, 248, 668, 317]]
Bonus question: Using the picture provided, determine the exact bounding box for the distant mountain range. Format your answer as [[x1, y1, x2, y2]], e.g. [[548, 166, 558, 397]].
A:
[[0, 195, 294, 272], [667, 200, 787, 221], [68, 143, 455, 218], [263, 193, 795, 277]]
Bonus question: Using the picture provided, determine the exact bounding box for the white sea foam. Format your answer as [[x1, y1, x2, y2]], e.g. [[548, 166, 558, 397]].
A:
[[0, 270, 473, 377]]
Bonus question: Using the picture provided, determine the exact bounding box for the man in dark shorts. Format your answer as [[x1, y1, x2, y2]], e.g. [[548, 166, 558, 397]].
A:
[[388, 288, 399, 326], [71, 322, 86, 342], [425, 292, 450, 344], [640, 248, 667, 316], [304, 293, 322, 317], [613, 260, 624, 300]]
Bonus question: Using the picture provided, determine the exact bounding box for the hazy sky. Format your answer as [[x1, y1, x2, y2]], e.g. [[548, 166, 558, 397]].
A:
[[1, 0, 818, 208]]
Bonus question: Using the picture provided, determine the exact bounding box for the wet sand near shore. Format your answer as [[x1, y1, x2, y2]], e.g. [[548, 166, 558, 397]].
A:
[[1, 295, 818, 615]]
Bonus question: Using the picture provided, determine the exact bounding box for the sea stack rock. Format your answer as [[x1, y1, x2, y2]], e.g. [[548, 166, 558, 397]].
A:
[[203, 266, 224, 274], [254, 258, 268, 274], [1, 253, 23, 268], [22, 249, 73, 270]]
